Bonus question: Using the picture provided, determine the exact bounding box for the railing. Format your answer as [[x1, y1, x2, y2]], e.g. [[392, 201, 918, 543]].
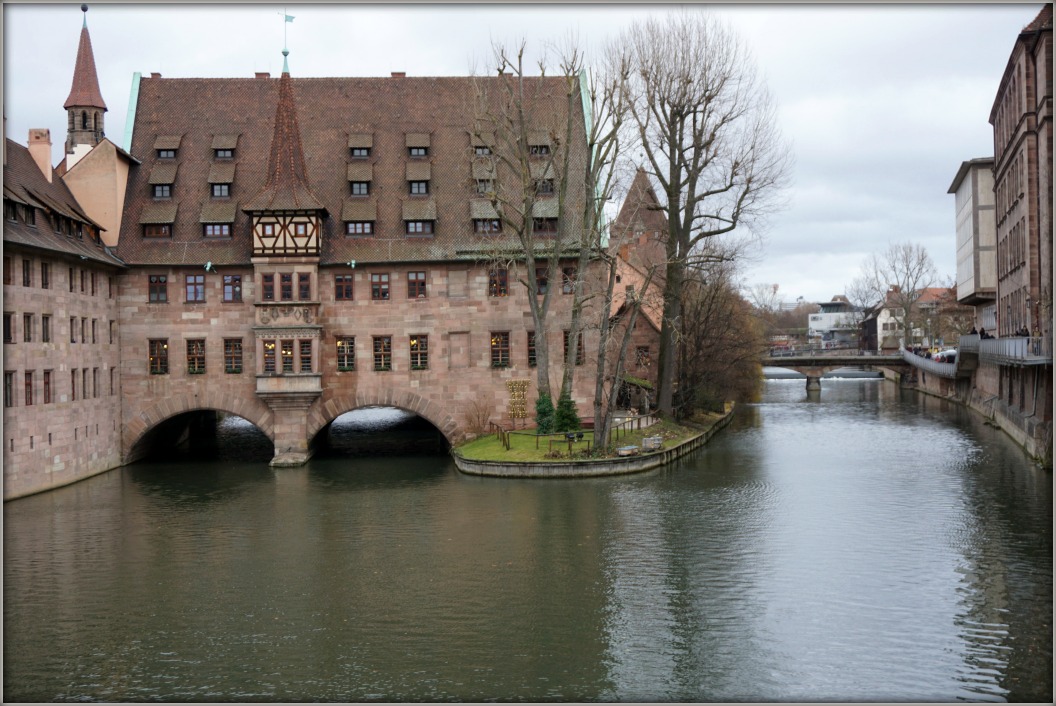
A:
[[977, 336, 1052, 365], [900, 348, 957, 378], [958, 334, 979, 354], [489, 421, 511, 451], [768, 345, 877, 358]]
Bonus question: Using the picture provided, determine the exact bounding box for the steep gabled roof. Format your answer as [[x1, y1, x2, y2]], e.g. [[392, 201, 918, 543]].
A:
[[243, 66, 324, 213], [612, 167, 667, 237], [63, 12, 107, 111], [3, 138, 123, 267]]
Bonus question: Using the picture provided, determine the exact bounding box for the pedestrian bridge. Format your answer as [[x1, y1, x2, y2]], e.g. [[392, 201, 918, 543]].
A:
[[765, 351, 909, 392]]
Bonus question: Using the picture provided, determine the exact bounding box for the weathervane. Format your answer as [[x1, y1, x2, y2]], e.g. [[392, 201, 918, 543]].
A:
[[278, 7, 295, 71]]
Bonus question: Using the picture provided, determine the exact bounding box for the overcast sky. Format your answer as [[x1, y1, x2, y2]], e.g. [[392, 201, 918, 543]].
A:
[[2, 3, 1043, 304]]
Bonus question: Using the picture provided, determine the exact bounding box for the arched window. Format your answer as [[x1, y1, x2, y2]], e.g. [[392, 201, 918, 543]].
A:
[[94, 112, 101, 133], [81, 111, 89, 129]]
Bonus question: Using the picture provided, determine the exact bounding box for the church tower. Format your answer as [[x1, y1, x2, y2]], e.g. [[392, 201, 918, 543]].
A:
[[63, 5, 107, 164]]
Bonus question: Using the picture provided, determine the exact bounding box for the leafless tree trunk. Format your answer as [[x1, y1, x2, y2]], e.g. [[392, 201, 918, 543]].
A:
[[619, 11, 792, 416]]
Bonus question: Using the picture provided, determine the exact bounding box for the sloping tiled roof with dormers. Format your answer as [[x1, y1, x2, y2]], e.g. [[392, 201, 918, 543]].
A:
[[3, 138, 123, 267], [116, 74, 587, 266]]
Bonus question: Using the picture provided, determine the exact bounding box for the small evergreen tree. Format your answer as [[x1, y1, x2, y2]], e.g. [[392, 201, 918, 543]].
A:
[[535, 393, 555, 434], [554, 394, 580, 433]]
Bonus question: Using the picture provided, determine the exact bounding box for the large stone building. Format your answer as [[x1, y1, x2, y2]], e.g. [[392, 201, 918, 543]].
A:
[[3, 9, 631, 498]]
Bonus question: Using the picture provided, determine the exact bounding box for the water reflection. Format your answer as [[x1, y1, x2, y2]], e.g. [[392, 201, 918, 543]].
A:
[[3, 380, 1051, 702]]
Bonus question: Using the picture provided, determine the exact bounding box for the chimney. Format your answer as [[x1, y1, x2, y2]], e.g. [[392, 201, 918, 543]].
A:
[[255, 72, 270, 79], [391, 71, 406, 78], [28, 129, 53, 182], [150, 72, 161, 78]]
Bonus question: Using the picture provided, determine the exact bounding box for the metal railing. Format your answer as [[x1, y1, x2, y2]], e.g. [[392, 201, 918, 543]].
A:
[[977, 336, 1052, 365], [900, 348, 957, 378], [958, 334, 979, 354]]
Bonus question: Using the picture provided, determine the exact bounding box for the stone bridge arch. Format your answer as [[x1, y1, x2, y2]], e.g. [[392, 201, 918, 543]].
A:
[[307, 390, 461, 447], [123, 389, 275, 461]]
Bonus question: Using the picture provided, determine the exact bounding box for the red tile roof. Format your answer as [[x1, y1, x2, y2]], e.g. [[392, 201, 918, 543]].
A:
[[117, 74, 587, 266], [63, 21, 107, 111]]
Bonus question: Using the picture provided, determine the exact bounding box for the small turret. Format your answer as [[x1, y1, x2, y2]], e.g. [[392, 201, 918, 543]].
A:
[[63, 5, 107, 164]]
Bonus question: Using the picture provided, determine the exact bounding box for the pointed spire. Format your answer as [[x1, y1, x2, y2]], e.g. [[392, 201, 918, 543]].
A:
[[244, 58, 324, 212], [64, 5, 107, 111]]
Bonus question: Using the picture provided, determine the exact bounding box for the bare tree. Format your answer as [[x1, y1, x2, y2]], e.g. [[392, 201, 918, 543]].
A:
[[856, 242, 937, 348], [619, 11, 792, 415]]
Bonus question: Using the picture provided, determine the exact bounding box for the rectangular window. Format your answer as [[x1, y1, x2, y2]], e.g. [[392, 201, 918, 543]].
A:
[[351, 147, 370, 159], [157, 149, 176, 159], [336, 337, 356, 370], [281, 339, 294, 373], [262, 273, 275, 301], [488, 269, 508, 297], [3, 314, 11, 344], [215, 148, 234, 159], [70, 316, 77, 343], [263, 340, 276, 373], [409, 180, 429, 195], [82, 368, 88, 402], [409, 146, 428, 158], [475, 179, 494, 194], [474, 145, 492, 156], [280, 273, 293, 301], [635, 346, 651, 368], [535, 179, 555, 195], [262, 224, 275, 237], [533, 218, 558, 234], [4, 372, 13, 408], [345, 221, 373, 236], [24, 371, 33, 406], [69, 267, 75, 291], [80, 270, 86, 293], [409, 335, 428, 369], [298, 273, 311, 301], [408, 271, 427, 299], [491, 331, 511, 368], [109, 320, 114, 344], [81, 318, 87, 344], [3, 256, 10, 284], [371, 273, 390, 301], [149, 339, 169, 374], [564, 330, 585, 365], [148, 274, 168, 302], [90, 272, 96, 296], [42, 315, 51, 343], [294, 223, 307, 237], [144, 224, 171, 238], [92, 368, 99, 398], [527, 331, 537, 367], [335, 274, 354, 300], [211, 183, 231, 198], [153, 184, 172, 199], [187, 339, 206, 374], [110, 367, 115, 395], [91, 319, 97, 344], [22, 259, 32, 287], [223, 275, 242, 302], [186, 274, 205, 302], [224, 338, 243, 373], [23, 314, 33, 342], [405, 220, 434, 236], [530, 144, 551, 156], [71, 369, 78, 401], [473, 219, 502, 234], [204, 224, 231, 237], [561, 266, 577, 294], [299, 340, 313, 373], [535, 267, 549, 295], [43, 370, 52, 404], [40, 262, 50, 289], [373, 336, 392, 371], [350, 181, 370, 196]]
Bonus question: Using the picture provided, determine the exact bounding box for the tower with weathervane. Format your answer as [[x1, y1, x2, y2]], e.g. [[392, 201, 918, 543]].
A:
[[243, 49, 326, 465]]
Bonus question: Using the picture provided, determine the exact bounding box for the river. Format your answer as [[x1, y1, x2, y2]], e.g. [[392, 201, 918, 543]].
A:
[[4, 380, 1051, 702]]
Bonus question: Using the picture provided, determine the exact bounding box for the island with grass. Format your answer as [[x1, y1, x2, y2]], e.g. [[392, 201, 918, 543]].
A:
[[452, 405, 735, 478]]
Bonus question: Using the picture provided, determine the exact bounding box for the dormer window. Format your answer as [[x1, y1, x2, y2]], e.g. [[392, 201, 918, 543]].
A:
[[473, 219, 501, 234], [535, 179, 555, 195], [143, 224, 171, 238], [204, 224, 231, 238], [351, 147, 370, 159], [214, 148, 233, 159], [153, 184, 172, 199], [475, 179, 494, 195], [157, 149, 176, 159], [409, 146, 428, 158], [405, 220, 434, 236], [351, 181, 370, 196], [409, 180, 429, 195], [529, 144, 550, 157], [212, 183, 231, 198], [474, 145, 492, 156]]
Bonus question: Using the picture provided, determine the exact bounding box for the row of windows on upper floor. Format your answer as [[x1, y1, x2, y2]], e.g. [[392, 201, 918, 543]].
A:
[[4, 199, 101, 242], [4, 312, 116, 346], [143, 266, 578, 304], [144, 217, 559, 239], [3, 256, 116, 297], [152, 143, 552, 162], [149, 177, 555, 201]]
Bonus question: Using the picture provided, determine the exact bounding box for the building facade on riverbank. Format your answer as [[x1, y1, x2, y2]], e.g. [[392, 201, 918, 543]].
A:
[[3, 8, 657, 498]]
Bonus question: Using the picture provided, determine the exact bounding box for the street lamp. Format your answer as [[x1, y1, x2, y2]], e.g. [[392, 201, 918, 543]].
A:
[[926, 318, 931, 349]]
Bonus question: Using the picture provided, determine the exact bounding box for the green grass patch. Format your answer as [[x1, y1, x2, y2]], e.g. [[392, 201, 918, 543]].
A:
[[455, 415, 715, 462]]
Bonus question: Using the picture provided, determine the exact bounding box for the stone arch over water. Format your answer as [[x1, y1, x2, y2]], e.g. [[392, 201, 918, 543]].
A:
[[306, 390, 460, 446]]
